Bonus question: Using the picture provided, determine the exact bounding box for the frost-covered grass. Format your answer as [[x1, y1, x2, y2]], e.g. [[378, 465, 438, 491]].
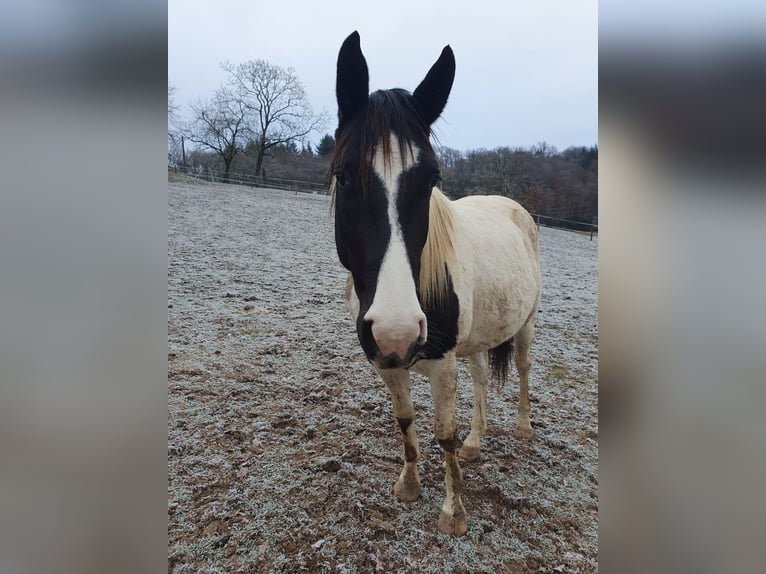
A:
[[168, 180, 598, 573]]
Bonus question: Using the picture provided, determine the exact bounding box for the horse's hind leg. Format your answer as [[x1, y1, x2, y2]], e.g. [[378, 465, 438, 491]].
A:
[[514, 316, 536, 440], [458, 351, 488, 462], [379, 369, 421, 502]]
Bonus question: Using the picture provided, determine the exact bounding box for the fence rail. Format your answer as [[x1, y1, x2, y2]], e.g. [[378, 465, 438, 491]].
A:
[[171, 165, 329, 195], [531, 213, 598, 239]]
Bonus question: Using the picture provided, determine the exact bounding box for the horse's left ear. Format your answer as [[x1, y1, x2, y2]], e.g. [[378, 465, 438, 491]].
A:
[[413, 46, 456, 126]]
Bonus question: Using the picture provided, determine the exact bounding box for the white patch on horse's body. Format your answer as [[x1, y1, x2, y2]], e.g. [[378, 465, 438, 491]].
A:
[[448, 194, 541, 356], [363, 135, 426, 358]]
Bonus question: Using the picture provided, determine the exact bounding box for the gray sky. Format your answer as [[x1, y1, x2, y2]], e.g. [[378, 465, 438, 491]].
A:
[[169, 0, 597, 152]]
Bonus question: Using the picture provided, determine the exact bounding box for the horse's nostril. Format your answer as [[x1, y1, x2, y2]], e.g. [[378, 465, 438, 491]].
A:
[[418, 317, 428, 344], [364, 311, 379, 325]]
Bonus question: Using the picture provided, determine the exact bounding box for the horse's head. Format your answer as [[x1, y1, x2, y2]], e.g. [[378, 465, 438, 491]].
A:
[[332, 31, 455, 370]]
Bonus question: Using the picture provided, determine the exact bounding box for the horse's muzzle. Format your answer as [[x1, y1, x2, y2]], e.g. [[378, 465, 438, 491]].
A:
[[371, 341, 420, 370]]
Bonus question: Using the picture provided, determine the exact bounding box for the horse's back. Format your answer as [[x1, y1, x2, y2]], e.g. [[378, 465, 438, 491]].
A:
[[454, 194, 538, 257]]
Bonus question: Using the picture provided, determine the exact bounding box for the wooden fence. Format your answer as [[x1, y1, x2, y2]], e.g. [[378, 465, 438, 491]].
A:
[[531, 213, 598, 239], [171, 166, 329, 195]]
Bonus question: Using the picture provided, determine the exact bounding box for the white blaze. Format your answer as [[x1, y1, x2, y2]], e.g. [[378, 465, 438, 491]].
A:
[[363, 135, 427, 356]]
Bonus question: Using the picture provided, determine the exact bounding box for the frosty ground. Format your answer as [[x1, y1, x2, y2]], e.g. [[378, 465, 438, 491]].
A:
[[168, 176, 598, 573]]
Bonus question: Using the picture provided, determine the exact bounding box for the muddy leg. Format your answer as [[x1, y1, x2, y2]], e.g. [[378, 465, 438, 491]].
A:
[[514, 318, 535, 440], [379, 369, 420, 501], [458, 351, 488, 462], [418, 353, 467, 536]]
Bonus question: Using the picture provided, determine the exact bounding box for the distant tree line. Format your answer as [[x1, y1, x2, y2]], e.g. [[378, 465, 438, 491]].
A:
[[176, 134, 597, 225], [169, 64, 596, 224], [438, 143, 598, 225]]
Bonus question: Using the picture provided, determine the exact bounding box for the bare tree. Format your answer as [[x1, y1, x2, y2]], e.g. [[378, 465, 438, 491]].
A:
[[168, 84, 183, 166], [488, 147, 525, 198], [223, 60, 328, 177], [183, 86, 251, 183], [168, 84, 179, 119]]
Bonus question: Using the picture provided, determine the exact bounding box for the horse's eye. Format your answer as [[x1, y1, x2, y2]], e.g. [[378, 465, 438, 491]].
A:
[[335, 172, 348, 188]]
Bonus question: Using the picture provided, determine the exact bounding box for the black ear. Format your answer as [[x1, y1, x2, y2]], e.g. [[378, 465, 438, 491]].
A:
[[336, 31, 369, 127], [413, 46, 455, 126]]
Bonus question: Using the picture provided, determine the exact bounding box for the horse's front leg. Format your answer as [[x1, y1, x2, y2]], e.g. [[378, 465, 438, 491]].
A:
[[418, 353, 467, 536], [379, 369, 421, 502]]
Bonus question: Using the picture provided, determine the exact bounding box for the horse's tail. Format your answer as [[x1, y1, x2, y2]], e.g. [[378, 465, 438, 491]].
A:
[[489, 337, 514, 387]]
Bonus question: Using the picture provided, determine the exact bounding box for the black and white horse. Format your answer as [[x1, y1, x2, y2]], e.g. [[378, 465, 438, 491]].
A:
[[331, 32, 542, 536]]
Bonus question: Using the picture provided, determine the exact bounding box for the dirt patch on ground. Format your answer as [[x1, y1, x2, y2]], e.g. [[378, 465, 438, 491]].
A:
[[168, 180, 598, 573]]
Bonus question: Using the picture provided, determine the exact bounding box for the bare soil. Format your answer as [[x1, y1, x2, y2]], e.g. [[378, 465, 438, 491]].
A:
[[168, 180, 598, 573]]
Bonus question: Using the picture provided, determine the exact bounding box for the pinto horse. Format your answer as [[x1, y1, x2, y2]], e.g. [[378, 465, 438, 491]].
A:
[[331, 31, 542, 536]]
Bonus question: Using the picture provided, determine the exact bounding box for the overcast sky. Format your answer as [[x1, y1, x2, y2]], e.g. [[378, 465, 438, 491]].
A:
[[169, 0, 597, 152]]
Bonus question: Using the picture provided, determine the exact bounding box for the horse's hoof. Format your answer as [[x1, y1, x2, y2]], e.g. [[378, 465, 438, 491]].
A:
[[514, 425, 534, 440], [393, 478, 420, 502], [438, 510, 468, 536], [458, 445, 481, 462]]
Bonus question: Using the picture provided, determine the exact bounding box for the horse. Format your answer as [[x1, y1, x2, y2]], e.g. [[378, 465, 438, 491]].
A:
[[330, 31, 542, 536]]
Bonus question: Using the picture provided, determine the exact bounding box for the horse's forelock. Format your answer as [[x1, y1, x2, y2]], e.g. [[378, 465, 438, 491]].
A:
[[330, 89, 433, 195]]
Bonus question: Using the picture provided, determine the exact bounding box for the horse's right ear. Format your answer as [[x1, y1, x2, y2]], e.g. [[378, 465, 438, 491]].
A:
[[336, 31, 369, 127]]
